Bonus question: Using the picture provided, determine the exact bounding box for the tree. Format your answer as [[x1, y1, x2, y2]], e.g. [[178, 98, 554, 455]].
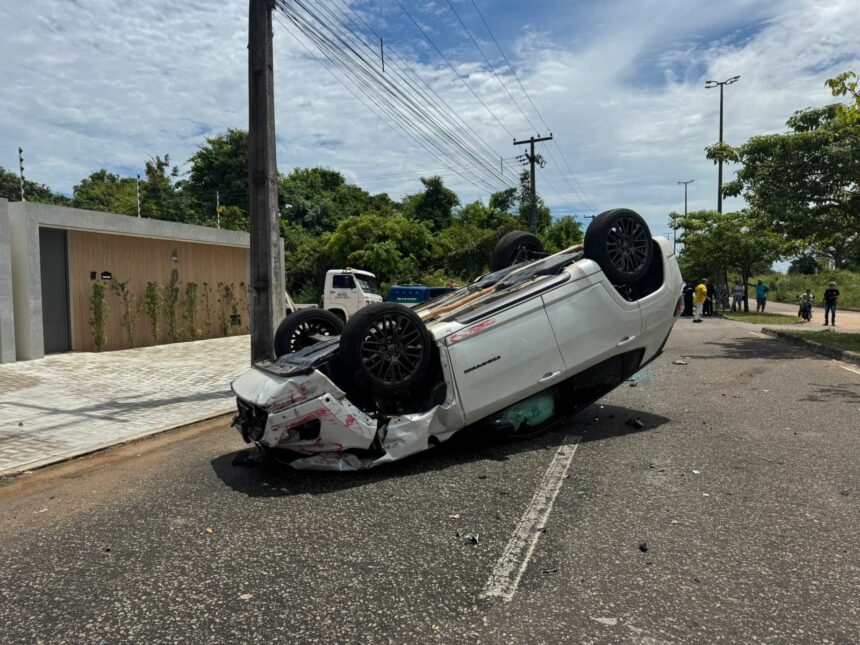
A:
[[707, 79, 860, 268], [184, 128, 250, 227], [542, 215, 584, 253], [72, 170, 138, 215], [515, 171, 552, 234], [402, 176, 459, 230], [673, 210, 785, 312], [141, 155, 187, 222], [326, 213, 436, 284], [825, 70, 860, 126], [0, 167, 69, 205], [787, 255, 821, 275]]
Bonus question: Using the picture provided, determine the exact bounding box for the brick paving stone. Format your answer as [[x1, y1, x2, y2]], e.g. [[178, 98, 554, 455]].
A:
[[0, 335, 251, 475]]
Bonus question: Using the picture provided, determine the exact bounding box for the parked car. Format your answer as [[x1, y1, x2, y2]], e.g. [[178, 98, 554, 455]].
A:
[[232, 209, 684, 470]]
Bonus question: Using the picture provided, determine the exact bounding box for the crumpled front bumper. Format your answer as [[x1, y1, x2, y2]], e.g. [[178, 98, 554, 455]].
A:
[[230, 365, 465, 471]]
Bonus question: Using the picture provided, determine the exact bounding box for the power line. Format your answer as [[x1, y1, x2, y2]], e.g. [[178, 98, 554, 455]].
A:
[[277, 0, 513, 192], [274, 7, 504, 194]]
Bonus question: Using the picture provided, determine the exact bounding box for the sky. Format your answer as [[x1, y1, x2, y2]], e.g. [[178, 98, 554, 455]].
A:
[[1, 0, 858, 241]]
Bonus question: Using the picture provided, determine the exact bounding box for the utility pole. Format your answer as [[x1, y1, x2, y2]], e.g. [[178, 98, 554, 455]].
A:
[[216, 190, 221, 229], [676, 179, 694, 254], [513, 134, 552, 234], [136, 175, 141, 217], [18, 147, 25, 201], [705, 76, 739, 213], [248, 0, 280, 364]]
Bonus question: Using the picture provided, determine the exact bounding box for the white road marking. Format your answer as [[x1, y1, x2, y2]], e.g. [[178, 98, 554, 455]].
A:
[[837, 362, 860, 376], [480, 434, 580, 602]]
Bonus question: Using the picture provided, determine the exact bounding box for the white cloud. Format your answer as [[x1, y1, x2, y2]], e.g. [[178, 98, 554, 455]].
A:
[[1, 0, 857, 242]]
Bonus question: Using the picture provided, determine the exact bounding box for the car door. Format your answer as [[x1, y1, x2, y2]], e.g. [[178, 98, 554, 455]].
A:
[[541, 260, 642, 376], [446, 298, 567, 426]]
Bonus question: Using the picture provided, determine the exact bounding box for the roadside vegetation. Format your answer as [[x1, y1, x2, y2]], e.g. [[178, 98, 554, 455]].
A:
[[721, 311, 801, 325], [781, 331, 860, 354], [754, 270, 860, 310]]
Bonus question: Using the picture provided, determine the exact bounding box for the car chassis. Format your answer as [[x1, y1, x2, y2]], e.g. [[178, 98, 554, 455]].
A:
[[232, 210, 684, 471]]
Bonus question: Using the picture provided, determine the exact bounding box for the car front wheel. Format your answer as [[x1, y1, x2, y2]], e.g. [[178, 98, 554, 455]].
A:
[[273, 309, 345, 357]]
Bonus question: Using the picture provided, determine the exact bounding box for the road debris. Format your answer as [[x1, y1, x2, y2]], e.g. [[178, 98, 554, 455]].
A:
[[639, 542, 649, 553], [626, 417, 645, 429], [692, 469, 701, 475], [542, 566, 559, 575], [205, 528, 214, 534], [629, 381, 638, 387], [478, 474, 488, 480], [591, 617, 618, 626], [239, 593, 253, 601], [672, 360, 688, 365], [449, 513, 461, 520], [459, 532, 480, 545], [671, 519, 680, 525]]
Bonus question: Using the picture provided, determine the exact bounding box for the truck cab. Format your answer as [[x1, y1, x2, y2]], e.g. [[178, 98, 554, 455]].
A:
[[322, 269, 382, 321]]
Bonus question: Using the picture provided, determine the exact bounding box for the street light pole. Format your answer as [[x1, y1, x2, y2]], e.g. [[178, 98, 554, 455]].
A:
[[705, 75, 740, 214], [676, 179, 694, 254]]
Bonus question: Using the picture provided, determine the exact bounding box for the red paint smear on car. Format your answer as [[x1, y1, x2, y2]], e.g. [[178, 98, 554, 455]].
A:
[[449, 318, 496, 344]]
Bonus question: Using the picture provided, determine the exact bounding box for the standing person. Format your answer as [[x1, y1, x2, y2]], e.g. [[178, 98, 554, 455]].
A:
[[682, 283, 694, 317], [693, 278, 708, 323], [704, 281, 716, 316], [755, 279, 770, 313], [823, 281, 840, 326], [732, 281, 745, 312]]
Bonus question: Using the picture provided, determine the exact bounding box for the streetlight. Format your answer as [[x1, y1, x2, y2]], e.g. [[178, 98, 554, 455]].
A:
[[676, 179, 694, 253], [705, 75, 740, 213]]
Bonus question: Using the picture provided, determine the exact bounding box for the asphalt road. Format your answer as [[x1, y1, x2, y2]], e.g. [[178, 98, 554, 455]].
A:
[[1, 318, 858, 644]]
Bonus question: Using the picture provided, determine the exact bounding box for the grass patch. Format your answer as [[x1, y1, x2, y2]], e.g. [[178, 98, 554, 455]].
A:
[[721, 311, 801, 325], [780, 331, 860, 354], [755, 269, 860, 310]]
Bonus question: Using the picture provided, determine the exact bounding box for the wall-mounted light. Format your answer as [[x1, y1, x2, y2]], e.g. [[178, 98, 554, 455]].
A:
[[171, 249, 178, 262]]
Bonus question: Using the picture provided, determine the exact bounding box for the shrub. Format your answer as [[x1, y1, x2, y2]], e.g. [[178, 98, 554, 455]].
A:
[[217, 282, 237, 336], [89, 281, 109, 352], [112, 279, 140, 348], [185, 282, 200, 340], [163, 272, 181, 342], [201, 282, 213, 337], [141, 281, 164, 342]]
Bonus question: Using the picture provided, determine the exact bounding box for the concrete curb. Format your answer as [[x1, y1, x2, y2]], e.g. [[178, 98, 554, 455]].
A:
[[760, 328, 860, 367], [0, 409, 235, 479]]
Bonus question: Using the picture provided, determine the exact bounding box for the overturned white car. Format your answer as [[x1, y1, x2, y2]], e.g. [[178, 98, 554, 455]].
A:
[[232, 209, 684, 470]]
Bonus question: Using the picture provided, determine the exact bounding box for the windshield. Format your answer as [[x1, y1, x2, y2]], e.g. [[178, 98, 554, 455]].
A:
[[356, 277, 380, 295]]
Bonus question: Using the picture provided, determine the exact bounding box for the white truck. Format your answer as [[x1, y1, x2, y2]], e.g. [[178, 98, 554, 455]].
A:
[[278, 269, 382, 355]]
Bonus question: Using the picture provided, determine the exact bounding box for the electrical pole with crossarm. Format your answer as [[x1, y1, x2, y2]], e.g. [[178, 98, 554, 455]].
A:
[[513, 134, 552, 234], [248, 0, 282, 364]]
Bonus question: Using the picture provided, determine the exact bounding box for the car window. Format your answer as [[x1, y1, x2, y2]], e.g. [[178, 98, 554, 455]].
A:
[[356, 278, 379, 295]]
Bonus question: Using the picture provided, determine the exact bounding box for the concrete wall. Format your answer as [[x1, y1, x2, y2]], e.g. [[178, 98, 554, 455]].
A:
[[1, 201, 285, 362], [8, 201, 44, 360], [0, 200, 16, 362]]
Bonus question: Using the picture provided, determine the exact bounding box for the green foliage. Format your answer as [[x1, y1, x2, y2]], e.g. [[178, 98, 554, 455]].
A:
[[217, 283, 237, 336], [327, 213, 436, 284], [141, 281, 164, 341], [89, 281, 109, 352], [0, 167, 69, 205], [141, 155, 188, 222], [72, 170, 138, 215], [111, 279, 140, 348], [184, 282, 200, 340], [281, 220, 330, 295], [402, 176, 460, 230], [515, 171, 552, 234], [754, 269, 860, 310], [184, 129, 249, 228], [825, 71, 860, 126], [163, 272, 181, 342], [541, 215, 584, 253], [787, 256, 821, 275], [673, 209, 786, 311], [706, 92, 860, 267], [201, 283, 213, 337]]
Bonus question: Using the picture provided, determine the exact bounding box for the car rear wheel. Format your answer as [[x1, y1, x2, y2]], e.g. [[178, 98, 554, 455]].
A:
[[584, 209, 653, 284], [489, 231, 545, 272], [339, 303, 433, 397], [274, 309, 345, 357]]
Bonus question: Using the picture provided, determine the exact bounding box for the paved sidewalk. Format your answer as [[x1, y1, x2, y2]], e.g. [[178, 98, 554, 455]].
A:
[[0, 336, 250, 476]]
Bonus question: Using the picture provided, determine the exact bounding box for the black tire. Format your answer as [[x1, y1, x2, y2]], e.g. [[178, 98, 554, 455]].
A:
[[489, 231, 545, 272], [274, 309, 344, 357], [584, 209, 653, 284], [339, 303, 433, 397]]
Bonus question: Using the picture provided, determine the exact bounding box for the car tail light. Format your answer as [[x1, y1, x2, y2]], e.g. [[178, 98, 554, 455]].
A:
[[674, 296, 684, 317]]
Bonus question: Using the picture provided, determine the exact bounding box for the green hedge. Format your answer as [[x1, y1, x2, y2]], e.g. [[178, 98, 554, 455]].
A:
[[754, 270, 860, 310]]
